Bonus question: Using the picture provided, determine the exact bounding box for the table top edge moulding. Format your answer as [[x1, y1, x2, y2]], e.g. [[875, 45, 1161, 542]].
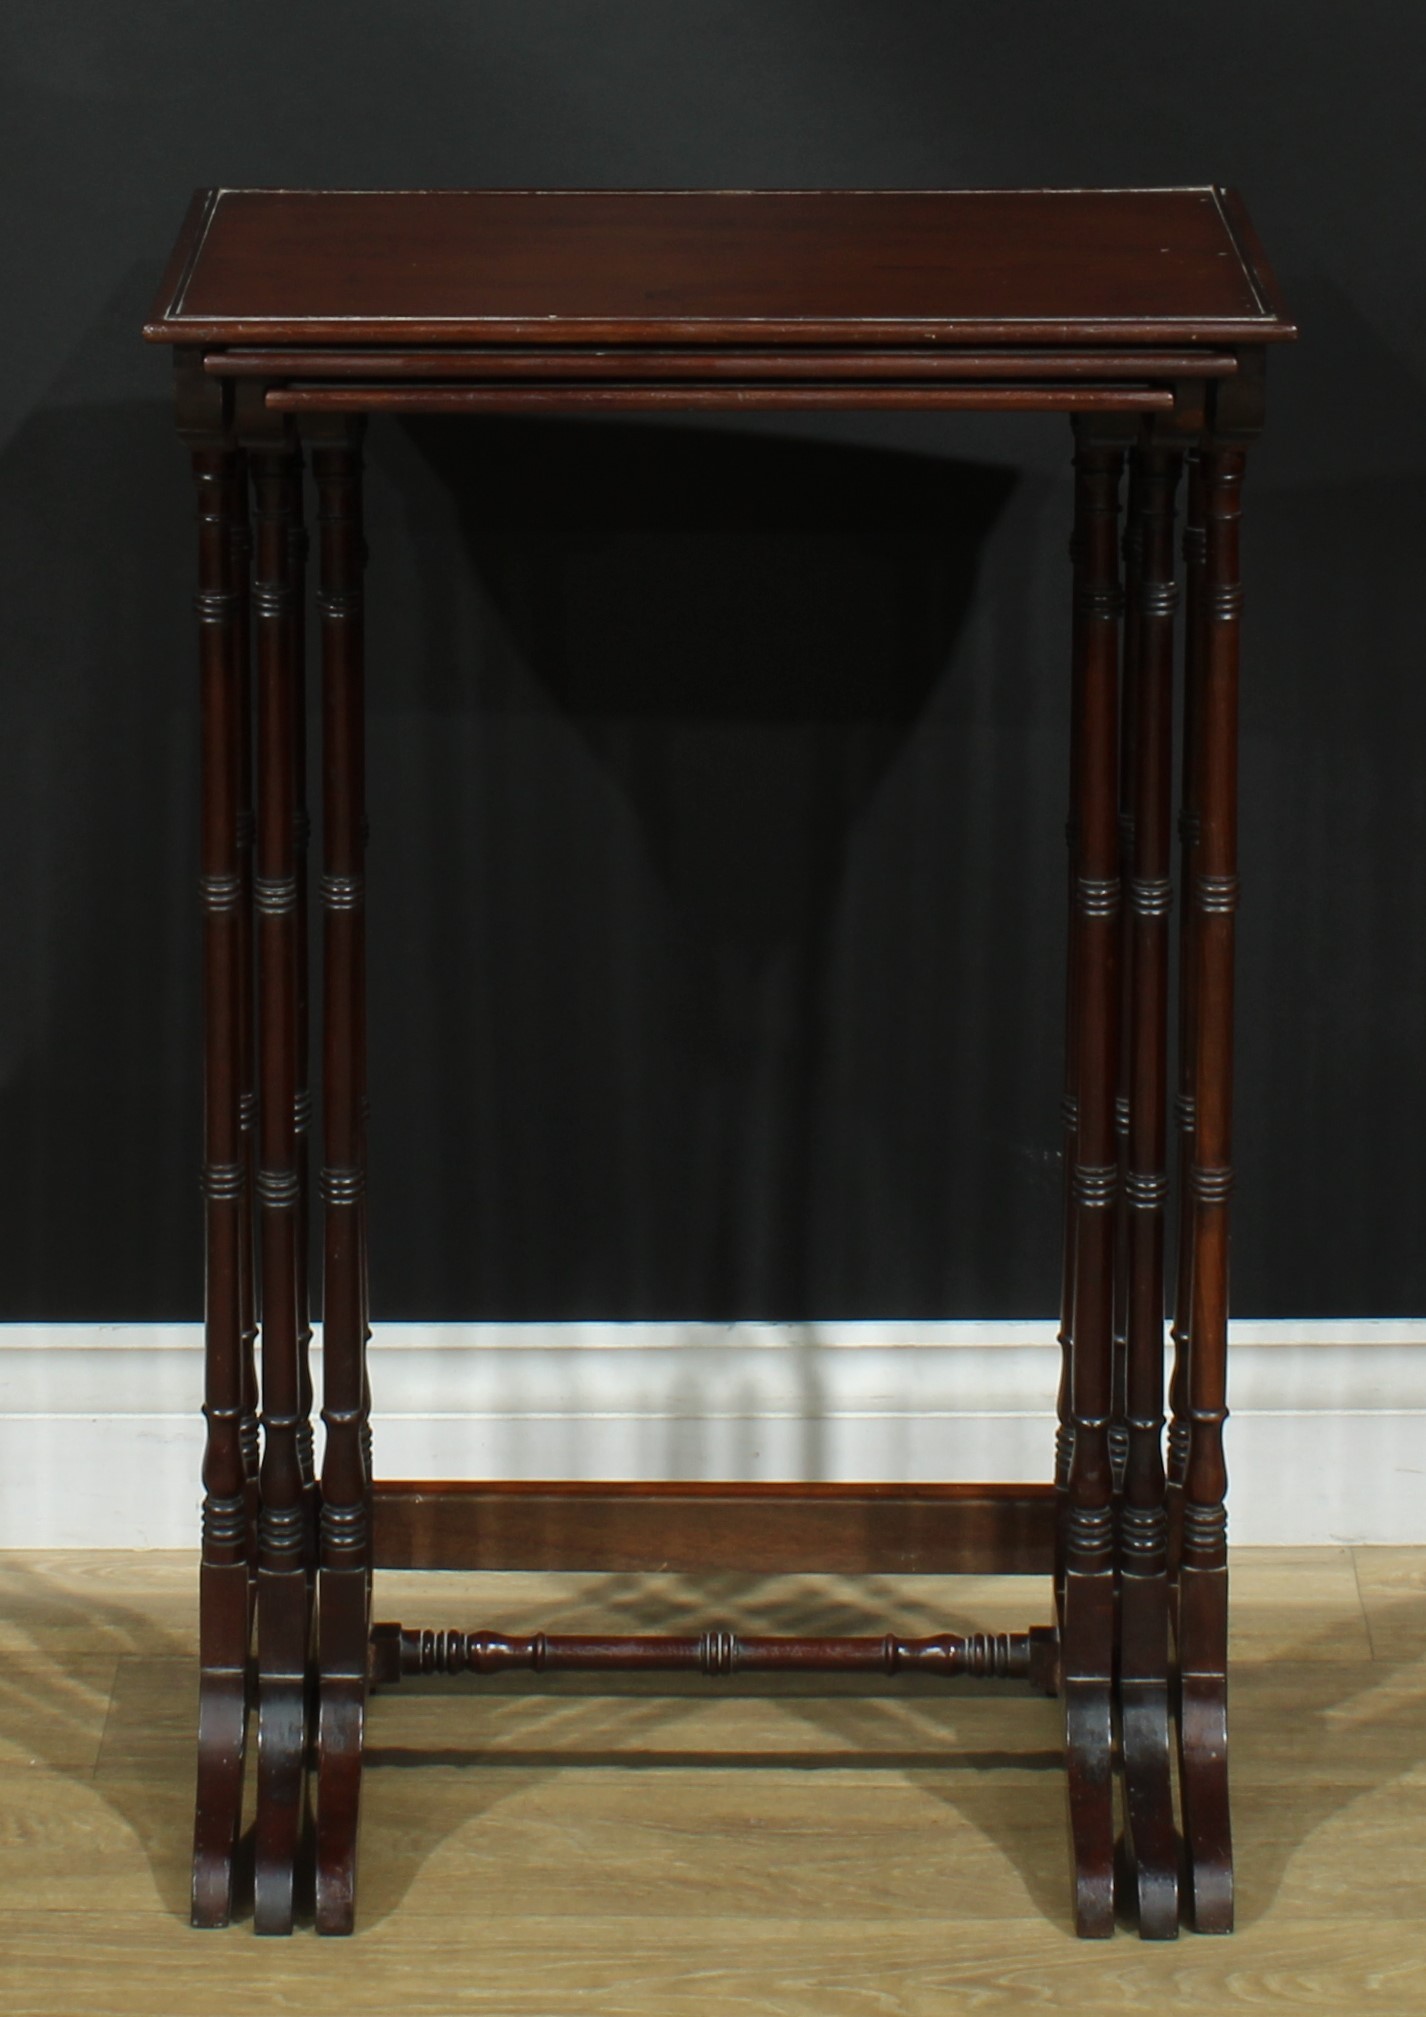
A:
[[143, 185, 1297, 351], [151, 184, 1294, 1943]]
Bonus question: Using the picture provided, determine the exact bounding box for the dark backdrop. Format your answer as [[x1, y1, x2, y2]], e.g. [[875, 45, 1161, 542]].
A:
[[2, 1, 1423, 1321]]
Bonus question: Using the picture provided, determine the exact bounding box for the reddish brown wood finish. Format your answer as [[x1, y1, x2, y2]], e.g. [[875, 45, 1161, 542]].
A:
[[267, 382, 1175, 414], [1169, 453, 1207, 1562], [182, 384, 254, 1929], [1062, 424, 1125, 1939], [1109, 451, 1142, 1509], [1116, 443, 1182, 1940], [156, 189, 1289, 1944], [288, 462, 317, 1582], [371, 1481, 1057, 1577], [311, 417, 371, 1939], [228, 462, 261, 1576], [209, 345, 1239, 382], [1054, 474, 1087, 1616], [145, 188, 1296, 349], [1215, 188, 1295, 329], [1177, 443, 1246, 1936], [246, 423, 313, 1936], [371, 1622, 1059, 1687]]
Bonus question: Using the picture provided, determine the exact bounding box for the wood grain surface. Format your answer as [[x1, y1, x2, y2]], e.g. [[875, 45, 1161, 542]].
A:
[[143, 188, 1297, 347], [1, 1548, 1422, 2012], [371, 1480, 1057, 1576]]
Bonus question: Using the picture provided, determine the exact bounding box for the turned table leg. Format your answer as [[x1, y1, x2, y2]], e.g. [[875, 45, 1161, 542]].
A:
[[1061, 422, 1125, 1939], [1055, 544, 1083, 1625], [310, 417, 373, 1937], [1116, 440, 1182, 1938], [1168, 452, 1206, 1579], [186, 424, 255, 1928], [248, 427, 316, 1934], [230, 462, 261, 1590], [1111, 453, 1143, 1509], [290, 471, 319, 1591], [1175, 442, 1245, 1935]]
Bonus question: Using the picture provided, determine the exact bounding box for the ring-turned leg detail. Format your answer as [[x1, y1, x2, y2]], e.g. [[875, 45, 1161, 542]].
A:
[[1062, 423, 1125, 1939], [1055, 537, 1085, 1624], [1175, 443, 1243, 1935], [310, 418, 372, 1937], [1168, 451, 1206, 1589], [249, 435, 314, 1935], [289, 468, 319, 1591], [187, 435, 254, 1929], [228, 460, 262, 1591], [1115, 442, 1182, 1940], [288, 471, 320, 1910], [1110, 452, 1143, 1507]]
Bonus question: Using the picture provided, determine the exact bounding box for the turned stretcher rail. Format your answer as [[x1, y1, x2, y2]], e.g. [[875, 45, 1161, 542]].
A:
[[369, 1622, 1060, 1686]]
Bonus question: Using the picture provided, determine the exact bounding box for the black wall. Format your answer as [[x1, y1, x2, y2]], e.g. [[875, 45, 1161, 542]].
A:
[[2, 2, 1423, 1321]]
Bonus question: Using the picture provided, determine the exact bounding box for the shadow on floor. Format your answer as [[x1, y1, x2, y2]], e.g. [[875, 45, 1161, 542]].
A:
[[4, 1556, 1423, 1938]]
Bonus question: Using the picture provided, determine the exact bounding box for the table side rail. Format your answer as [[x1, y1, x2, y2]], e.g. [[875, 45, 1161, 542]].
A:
[[267, 383, 1179, 414], [204, 346, 1239, 382], [371, 1480, 1057, 1576]]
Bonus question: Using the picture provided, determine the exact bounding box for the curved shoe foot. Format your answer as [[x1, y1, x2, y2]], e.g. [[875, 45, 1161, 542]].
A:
[[315, 1675, 366, 1935], [253, 1565, 315, 1935], [1179, 1673, 1233, 1933], [191, 1553, 255, 1928], [191, 1663, 251, 1927], [1064, 1676, 1116, 1938], [253, 1677, 311, 1934], [1119, 1681, 1180, 1939]]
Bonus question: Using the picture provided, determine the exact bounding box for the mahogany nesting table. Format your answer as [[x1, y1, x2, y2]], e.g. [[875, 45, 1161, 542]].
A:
[[144, 187, 1294, 1940]]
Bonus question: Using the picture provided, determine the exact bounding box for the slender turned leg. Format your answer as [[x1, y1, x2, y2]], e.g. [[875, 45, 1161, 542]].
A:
[[1055, 587, 1084, 1620], [188, 443, 254, 1928], [1054, 1147, 1076, 1623], [1176, 445, 1244, 1935], [291, 476, 320, 1588], [311, 418, 372, 1937], [248, 439, 314, 1934], [1168, 453, 1205, 1582], [289, 465, 320, 1910], [1116, 444, 1182, 1939], [1062, 423, 1124, 1938], [1110, 455, 1143, 1503], [230, 464, 262, 1586], [360, 815, 373, 1616]]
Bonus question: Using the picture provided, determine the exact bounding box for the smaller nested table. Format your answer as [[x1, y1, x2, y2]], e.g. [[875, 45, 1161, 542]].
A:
[[145, 187, 1294, 1940]]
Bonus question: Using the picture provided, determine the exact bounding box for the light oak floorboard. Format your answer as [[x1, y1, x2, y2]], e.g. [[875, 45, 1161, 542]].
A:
[[0, 1549, 1422, 2014], [0, 1657, 118, 1771], [2, 1915, 1425, 2017], [1354, 1546, 1426, 1663]]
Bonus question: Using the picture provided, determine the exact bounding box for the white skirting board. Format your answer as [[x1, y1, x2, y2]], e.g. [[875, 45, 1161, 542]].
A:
[[1, 1320, 1423, 1549]]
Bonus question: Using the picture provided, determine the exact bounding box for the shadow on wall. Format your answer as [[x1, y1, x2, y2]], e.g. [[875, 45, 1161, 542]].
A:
[[366, 415, 1053, 1320], [2, 303, 1424, 1321]]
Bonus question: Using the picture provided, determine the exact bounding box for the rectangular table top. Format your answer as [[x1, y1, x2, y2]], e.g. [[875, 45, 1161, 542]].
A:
[[145, 187, 1294, 350]]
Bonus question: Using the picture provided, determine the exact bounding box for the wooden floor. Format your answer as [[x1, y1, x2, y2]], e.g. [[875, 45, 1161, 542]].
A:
[[1, 1548, 1424, 2013]]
